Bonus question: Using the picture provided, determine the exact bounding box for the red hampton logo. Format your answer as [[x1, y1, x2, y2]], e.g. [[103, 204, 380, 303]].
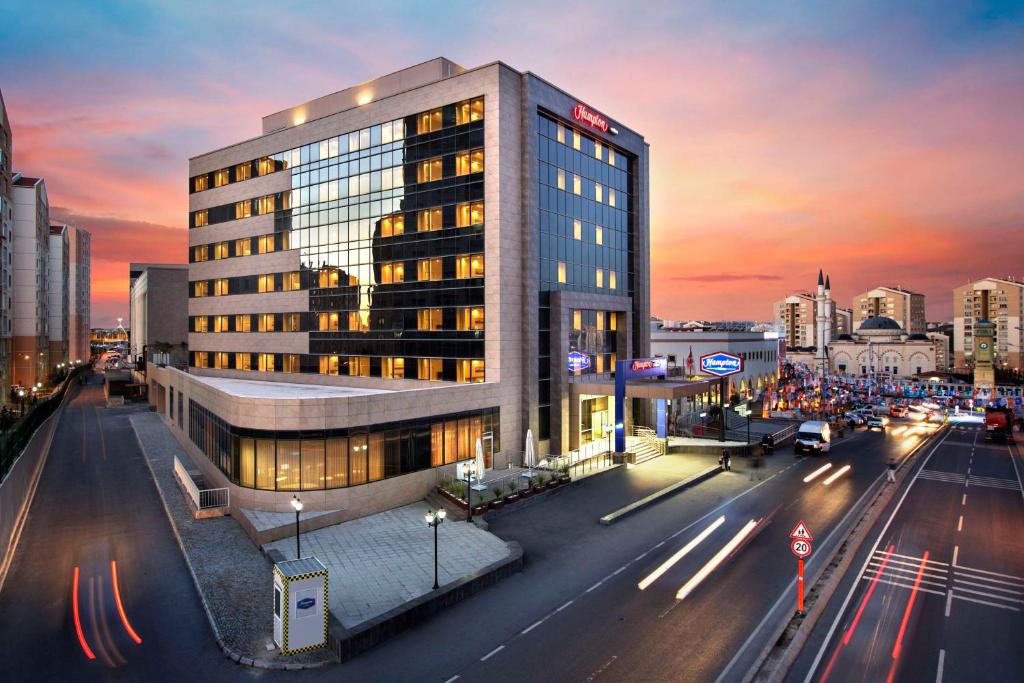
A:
[[631, 360, 656, 372], [572, 104, 609, 133]]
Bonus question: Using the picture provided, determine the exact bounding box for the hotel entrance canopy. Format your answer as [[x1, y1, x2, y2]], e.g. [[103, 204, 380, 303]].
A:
[[569, 377, 719, 400]]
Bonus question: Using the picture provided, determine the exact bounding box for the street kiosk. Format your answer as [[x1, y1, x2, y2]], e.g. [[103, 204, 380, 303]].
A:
[[273, 557, 329, 655]]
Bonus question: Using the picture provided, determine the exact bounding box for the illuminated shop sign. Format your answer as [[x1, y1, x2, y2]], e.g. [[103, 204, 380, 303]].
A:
[[572, 103, 611, 133], [568, 351, 591, 372], [700, 352, 744, 377], [623, 357, 667, 379]]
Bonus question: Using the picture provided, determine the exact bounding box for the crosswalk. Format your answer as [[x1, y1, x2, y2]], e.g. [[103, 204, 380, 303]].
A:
[[860, 548, 1024, 613], [917, 468, 1022, 494]]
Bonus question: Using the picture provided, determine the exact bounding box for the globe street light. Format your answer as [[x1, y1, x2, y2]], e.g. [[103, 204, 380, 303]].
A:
[[425, 508, 447, 590], [290, 496, 303, 559]]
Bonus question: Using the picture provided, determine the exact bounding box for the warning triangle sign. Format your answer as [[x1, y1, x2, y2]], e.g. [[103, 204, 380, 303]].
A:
[[789, 520, 813, 541]]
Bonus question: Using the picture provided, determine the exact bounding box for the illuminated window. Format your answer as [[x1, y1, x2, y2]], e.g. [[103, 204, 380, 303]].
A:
[[257, 235, 275, 254], [281, 354, 299, 373], [318, 268, 339, 288], [455, 201, 484, 227], [417, 308, 443, 331], [257, 314, 275, 332], [557, 262, 567, 284], [595, 141, 603, 160], [596, 355, 605, 373], [235, 163, 251, 182], [348, 312, 368, 332], [417, 157, 443, 183], [213, 169, 229, 187], [595, 225, 603, 245], [596, 312, 605, 331], [417, 108, 443, 134], [573, 310, 582, 330], [319, 355, 340, 375], [596, 269, 604, 288], [281, 313, 300, 332], [609, 312, 617, 330], [235, 200, 252, 219], [381, 213, 404, 237], [595, 183, 603, 203], [257, 157, 275, 176], [258, 353, 275, 372], [418, 358, 443, 381], [573, 219, 582, 240], [457, 359, 485, 383], [380, 261, 405, 284], [236, 353, 251, 371], [193, 245, 209, 262], [193, 352, 209, 368], [213, 315, 230, 333], [610, 271, 617, 290], [257, 195, 275, 215], [282, 271, 301, 292], [213, 242, 229, 260], [257, 274, 274, 293], [194, 210, 208, 228], [193, 316, 208, 333], [382, 357, 405, 379], [456, 97, 484, 124], [609, 189, 616, 208], [573, 174, 581, 195], [418, 258, 442, 281], [235, 315, 251, 332], [557, 169, 565, 190], [318, 312, 340, 331], [456, 149, 484, 175], [235, 238, 251, 256], [609, 147, 616, 167], [214, 279, 229, 296], [456, 307, 484, 331], [417, 208, 442, 232], [456, 254, 484, 279], [194, 175, 208, 192], [572, 129, 581, 150], [348, 356, 370, 377], [214, 352, 230, 369], [557, 123, 566, 144]]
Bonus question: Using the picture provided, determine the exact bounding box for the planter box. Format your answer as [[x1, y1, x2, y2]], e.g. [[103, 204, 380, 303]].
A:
[[546, 480, 560, 489], [489, 499, 505, 511], [437, 487, 468, 510], [504, 493, 520, 504], [519, 488, 533, 499], [558, 475, 571, 485], [472, 505, 488, 517]]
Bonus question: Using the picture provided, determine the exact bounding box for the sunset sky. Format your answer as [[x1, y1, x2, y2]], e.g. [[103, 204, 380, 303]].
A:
[[1, 1, 1021, 326]]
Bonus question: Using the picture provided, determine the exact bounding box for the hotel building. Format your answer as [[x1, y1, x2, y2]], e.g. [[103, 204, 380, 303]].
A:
[[953, 277, 1024, 372], [852, 285, 925, 335], [0, 90, 13, 401], [149, 58, 649, 518]]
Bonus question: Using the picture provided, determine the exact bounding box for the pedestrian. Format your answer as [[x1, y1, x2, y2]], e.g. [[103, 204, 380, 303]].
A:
[[886, 458, 897, 483], [721, 448, 731, 472]]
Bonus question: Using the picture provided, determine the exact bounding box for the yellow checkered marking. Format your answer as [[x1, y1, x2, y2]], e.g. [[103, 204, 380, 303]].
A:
[[274, 565, 330, 656]]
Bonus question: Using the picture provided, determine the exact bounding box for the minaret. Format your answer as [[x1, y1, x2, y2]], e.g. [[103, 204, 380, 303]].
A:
[[824, 274, 833, 346], [815, 269, 827, 374]]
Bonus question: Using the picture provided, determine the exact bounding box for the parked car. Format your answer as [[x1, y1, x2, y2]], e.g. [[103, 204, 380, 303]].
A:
[[795, 420, 832, 455], [867, 415, 889, 431]]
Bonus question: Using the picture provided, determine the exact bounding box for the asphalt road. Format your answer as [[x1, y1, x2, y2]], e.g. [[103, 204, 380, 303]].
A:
[[790, 419, 1024, 683], [0, 373, 245, 681]]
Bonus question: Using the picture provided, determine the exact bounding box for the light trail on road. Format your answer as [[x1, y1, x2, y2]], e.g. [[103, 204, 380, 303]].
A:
[[803, 463, 833, 483], [676, 519, 759, 601], [823, 465, 852, 486], [638, 516, 726, 591], [72, 566, 96, 660], [111, 561, 143, 645]]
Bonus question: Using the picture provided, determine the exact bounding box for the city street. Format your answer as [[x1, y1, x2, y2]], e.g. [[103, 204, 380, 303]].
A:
[[0, 373, 239, 680], [791, 419, 1024, 683]]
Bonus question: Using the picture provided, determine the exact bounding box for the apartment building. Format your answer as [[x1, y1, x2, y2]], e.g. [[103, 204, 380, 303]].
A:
[[0, 90, 13, 401], [148, 57, 650, 519], [47, 224, 69, 367], [852, 285, 926, 335], [130, 263, 189, 366], [11, 174, 49, 388], [68, 227, 91, 363], [953, 277, 1024, 371]]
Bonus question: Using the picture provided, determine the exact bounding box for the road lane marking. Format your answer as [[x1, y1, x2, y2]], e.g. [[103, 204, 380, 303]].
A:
[[521, 619, 545, 635], [583, 655, 618, 682], [638, 516, 725, 591], [860, 575, 946, 596], [961, 494, 966, 506], [952, 593, 1021, 612], [957, 515, 963, 532], [953, 577, 1024, 595], [952, 545, 959, 567], [480, 645, 505, 661], [443, 676, 460, 683], [804, 429, 951, 683], [634, 551, 648, 561], [955, 570, 1024, 588], [612, 565, 626, 576], [1008, 444, 1024, 503], [864, 567, 947, 588], [887, 551, 948, 566], [945, 589, 953, 617], [585, 580, 603, 593], [936, 649, 945, 683], [555, 600, 574, 612], [954, 563, 1024, 582], [952, 584, 1024, 603]]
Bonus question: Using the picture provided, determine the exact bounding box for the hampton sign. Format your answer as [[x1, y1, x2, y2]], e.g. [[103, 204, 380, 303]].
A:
[[568, 351, 591, 372], [700, 352, 744, 378], [572, 103, 610, 133]]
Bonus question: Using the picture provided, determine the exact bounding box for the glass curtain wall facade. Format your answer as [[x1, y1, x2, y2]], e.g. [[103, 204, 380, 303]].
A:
[[536, 111, 634, 438], [189, 398, 499, 491], [188, 98, 487, 382]]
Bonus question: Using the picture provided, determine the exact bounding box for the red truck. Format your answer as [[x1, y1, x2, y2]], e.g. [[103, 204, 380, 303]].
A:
[[985, 406, 1015, 443]]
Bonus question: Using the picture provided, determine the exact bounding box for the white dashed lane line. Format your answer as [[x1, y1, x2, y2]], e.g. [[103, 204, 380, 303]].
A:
[[480, 645, 505, 662]]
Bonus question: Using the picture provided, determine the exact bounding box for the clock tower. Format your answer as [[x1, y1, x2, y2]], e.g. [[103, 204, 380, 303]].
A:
[[973, 319, 996, 397]]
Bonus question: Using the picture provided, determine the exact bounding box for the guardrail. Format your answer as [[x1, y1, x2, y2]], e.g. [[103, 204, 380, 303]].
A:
[[631, 425, 667, 456], [771, 423, 799, 444], [173, 456, 229, 510]]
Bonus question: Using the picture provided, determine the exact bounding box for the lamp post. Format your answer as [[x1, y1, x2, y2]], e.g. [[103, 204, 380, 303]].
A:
[[290, 496, 303, 559], [425, 508, 446, 590], [464, 460, 477, 523], [17, 389, 25, 417]]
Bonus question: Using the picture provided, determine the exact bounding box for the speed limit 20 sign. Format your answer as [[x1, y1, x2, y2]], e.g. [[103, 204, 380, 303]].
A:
[[791, 539, 812, 558]]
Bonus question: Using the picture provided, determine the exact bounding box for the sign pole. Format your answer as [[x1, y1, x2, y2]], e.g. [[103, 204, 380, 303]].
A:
[[797, 558, 805, 615], [719, 376, 726, 442]]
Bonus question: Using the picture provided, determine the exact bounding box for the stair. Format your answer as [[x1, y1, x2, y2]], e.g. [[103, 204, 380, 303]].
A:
[[629, 439, 662, 465]]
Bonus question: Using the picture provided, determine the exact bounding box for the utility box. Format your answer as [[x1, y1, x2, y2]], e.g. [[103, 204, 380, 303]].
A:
[[273, 558, 329, 655]]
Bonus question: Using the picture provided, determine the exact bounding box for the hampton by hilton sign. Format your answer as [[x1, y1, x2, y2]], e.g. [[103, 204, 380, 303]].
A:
[[572, 103, 617, 135]]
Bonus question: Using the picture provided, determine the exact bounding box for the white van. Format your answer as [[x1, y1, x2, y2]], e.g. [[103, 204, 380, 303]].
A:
[[795, 421, 832, 455]]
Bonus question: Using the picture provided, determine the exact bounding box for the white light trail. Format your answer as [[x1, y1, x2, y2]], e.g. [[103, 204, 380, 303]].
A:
[[823, 464, 852, 485], [675, 519, 759, 601], [804, 463, 833, 483], [638, 516, 726, 590]]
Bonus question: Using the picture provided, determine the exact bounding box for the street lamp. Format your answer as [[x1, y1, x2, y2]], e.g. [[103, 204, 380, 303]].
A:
[[290, 496, 303, 559], [17, 389, 25, 416], [464, 460, 478, 523], [425, 508, 446, 590]]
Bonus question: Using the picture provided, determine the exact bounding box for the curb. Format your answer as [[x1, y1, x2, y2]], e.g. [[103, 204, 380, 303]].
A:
[[599, 464, 723, 525], [745, 425, 949, 683], [130, 416, 334, 670]]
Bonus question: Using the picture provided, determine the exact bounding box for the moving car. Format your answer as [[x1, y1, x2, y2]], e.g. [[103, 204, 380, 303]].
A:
[[845, 411, 867, 426], [890, 405, 908, 418], [867, 415, 888, 431], [795, 420, 832, 455]]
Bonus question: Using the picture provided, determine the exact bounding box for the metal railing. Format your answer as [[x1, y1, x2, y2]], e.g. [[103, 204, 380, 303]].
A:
[[771, 423, 799, 444], [630, 425, 667, 457], [173, 456, 229, 510]]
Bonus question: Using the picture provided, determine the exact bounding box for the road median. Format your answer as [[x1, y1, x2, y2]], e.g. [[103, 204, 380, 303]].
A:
[[599, 464, 722, 525]]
